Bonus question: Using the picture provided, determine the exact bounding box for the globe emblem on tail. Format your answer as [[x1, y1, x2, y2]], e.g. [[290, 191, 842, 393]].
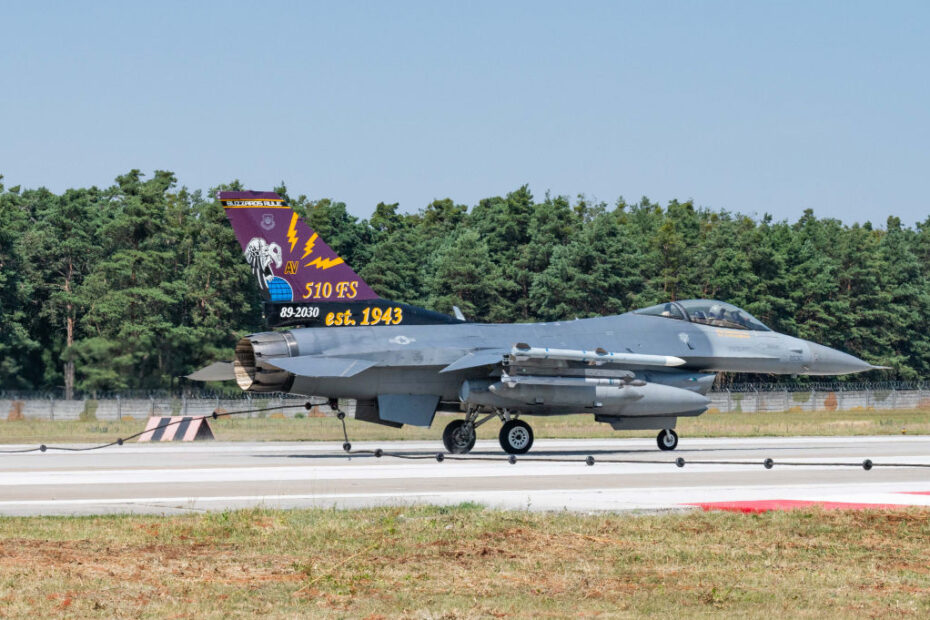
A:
[[266, 277, 293, 302]]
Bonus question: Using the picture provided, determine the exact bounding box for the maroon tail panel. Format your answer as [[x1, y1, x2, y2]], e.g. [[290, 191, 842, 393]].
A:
[[218, 191, 378, 302]]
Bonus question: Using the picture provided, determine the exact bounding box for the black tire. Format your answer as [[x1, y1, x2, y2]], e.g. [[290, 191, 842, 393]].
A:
[[657, 428, 678, 451], [442, 419, 476, 454], [499, 419, 534, 455]]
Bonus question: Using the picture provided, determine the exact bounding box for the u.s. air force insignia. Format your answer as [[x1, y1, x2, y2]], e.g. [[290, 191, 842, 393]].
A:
[[260, 213, 275, 231]]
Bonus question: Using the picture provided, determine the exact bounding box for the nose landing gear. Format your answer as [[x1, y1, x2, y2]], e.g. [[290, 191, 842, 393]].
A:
[[657, 428, 678, 451]]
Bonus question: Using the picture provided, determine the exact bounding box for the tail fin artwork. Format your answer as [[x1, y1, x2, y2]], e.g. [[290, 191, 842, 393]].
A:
[[219, 190, 463, 328], [219, 191, 378, 303]]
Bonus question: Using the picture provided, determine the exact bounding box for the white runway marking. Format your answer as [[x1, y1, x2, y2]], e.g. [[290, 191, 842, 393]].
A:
[[3, 455, 930, 487], [6, 434, 930, 457]]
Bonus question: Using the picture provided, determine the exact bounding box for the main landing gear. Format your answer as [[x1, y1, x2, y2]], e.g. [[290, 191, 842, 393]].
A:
[[657, 428, 678, 451], [499, 419, 533, 455], [441, 419, 476, 454], [442, 411, 679, 455], [442, 409, 535, 455]]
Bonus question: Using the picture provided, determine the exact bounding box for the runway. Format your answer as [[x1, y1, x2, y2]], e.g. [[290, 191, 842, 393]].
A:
[[1, 436, 929, 516]]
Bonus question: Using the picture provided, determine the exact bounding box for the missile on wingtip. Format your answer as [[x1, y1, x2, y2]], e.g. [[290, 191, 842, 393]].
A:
[[510, 344, 686, 367]]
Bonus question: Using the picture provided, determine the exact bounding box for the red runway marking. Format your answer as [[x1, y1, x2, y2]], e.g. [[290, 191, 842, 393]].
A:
[[690, 499, 908, 513], [898, 491, 930, 495]]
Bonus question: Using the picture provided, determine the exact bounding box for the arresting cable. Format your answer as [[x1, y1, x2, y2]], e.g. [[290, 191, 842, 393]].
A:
[[2, 404, 929, 470]]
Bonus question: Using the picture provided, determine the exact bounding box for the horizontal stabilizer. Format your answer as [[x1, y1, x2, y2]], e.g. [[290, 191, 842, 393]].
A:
[[511, 344, 686, 367], [440, 349, 507, 373], [187, 361, 235, 382], [266, 355, 377, 378]]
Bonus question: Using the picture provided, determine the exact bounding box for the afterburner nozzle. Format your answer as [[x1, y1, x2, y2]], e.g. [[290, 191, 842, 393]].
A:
[[234, 332, 297, 391]]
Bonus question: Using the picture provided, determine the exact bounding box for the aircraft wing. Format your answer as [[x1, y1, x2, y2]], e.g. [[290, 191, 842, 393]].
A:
[[265, 355, 377, 378], [440, 349, 508, 373]]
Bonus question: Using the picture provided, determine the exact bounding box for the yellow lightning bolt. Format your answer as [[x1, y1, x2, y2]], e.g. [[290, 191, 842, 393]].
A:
[[286, 212, 299, 253], [301, 232, 344, 269], [301, 232, 318, 259], [304, 256, 345, 270]]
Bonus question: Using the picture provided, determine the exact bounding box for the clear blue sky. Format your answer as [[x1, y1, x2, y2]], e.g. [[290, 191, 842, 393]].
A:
[[2, 1, 927, 225]]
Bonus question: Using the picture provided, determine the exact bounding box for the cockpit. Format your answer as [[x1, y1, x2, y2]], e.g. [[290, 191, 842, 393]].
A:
[[634, 299, 771, 332]]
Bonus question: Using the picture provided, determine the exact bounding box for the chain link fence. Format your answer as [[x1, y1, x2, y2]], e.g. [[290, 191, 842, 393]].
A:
[[710, 385, 930, 413]]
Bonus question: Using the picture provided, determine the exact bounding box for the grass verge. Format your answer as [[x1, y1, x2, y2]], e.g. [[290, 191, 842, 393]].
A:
[[0, 506, 928, 617], [0, 408, 928, 444]]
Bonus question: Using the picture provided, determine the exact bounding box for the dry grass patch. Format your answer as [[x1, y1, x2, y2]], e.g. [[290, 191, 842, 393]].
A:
[[1, 506, 929, 617], [2, 408, 930, 445]]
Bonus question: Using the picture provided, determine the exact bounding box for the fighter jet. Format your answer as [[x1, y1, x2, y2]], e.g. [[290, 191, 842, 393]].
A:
[[190, 191, 883, 455]]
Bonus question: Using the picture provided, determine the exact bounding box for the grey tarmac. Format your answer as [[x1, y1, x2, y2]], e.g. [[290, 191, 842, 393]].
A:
[[0, 436, 929, 516]]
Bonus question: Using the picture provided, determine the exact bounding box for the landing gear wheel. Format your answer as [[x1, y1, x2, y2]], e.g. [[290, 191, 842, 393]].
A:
[[442, 420, 476, 454], [499, 419, 534, 455], [657, 429, 678, 451]]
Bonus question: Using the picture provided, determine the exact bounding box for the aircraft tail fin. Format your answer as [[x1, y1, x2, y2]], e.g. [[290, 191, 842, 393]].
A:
[[218, 191, 379, 303]]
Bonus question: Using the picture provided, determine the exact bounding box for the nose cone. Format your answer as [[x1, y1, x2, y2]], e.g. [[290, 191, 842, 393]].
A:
[[806, 342, 879, 375]]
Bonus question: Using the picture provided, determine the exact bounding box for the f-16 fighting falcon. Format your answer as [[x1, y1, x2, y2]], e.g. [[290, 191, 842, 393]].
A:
[[189, 191, 884, 455]]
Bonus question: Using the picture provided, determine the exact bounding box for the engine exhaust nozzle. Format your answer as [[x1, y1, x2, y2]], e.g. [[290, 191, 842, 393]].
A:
[[233, 332, 296, 392]]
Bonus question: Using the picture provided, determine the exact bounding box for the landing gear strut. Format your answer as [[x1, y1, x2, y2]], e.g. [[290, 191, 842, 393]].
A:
[[442, 408, 488, 454], [442, 409, 538, 455], [657, 428, 678, 451]]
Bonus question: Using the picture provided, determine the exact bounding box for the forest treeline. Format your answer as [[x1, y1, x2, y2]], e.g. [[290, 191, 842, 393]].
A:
[[1, 170, 928, 396]]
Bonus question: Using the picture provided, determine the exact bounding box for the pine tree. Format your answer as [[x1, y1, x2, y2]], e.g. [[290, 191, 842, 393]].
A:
[[0, 179, 36, 389], [696, 212, 758, 308], [784, 210, 847, 348], [468, 186, 535, 321], [744, 215, 794, 334], [834, 222, 893, 367], [511, 193, 577, 320], [76, 171, 182, 390], [877, 216, 930, 378], [181, 187, 264, 375], [425, 229, 511, 321], [17, 186, 104, 396], [359, 224, 430, 304]]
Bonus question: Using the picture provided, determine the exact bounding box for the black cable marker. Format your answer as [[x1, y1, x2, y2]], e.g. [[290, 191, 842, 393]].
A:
[[341, 447, 927, 469]]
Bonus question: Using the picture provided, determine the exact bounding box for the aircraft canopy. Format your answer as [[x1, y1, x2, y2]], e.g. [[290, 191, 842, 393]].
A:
[[634, 299, 771, 332]]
